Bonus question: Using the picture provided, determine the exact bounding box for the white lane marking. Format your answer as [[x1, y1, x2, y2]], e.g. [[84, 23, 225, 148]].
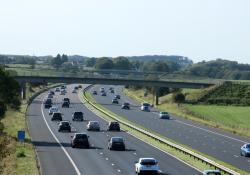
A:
[[40, 96, 82, 175], [233, 155, 239, 158], [174, 120, 247, 144]]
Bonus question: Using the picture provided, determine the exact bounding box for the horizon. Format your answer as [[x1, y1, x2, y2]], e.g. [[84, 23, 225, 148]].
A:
[[0, 0, 250, 64]]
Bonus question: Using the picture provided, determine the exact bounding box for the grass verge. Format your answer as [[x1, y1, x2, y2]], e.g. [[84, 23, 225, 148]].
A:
[[0, 84, 53, 175], [80, 90, 248, 175]]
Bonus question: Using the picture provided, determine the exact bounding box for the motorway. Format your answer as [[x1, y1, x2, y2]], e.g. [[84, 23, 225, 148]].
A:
[[89, 85, 250, 173], [27, 84, 200, 175]]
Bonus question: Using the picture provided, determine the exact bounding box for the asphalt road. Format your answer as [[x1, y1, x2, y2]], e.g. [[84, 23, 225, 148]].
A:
[[27, 84, 199, 175], [89, 85, 250, 173]]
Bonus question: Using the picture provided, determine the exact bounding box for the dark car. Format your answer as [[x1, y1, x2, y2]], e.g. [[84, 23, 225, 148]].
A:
[[112, 98, 119, 104], [58, 121, 71, 132], [49, 90, 55, 95], [101, 92, 107, 96], [74, 86, 79, 90], [78, 85, 82, 88], [44, 98, 52, 108], [121, 102, 130, 109], [114, 95, 120, 99], [72, 112, 84, 121], [51, 112, 62, 121], [62, 101, 70, 108], [71, 133, 90, 148], [109, 89, 114, 93], [107, 121, 120, 131], [108, 137, 125, 151], [92, 91, 97, 95], [63, 97, 70, 104], [61, 85, 66, 89]]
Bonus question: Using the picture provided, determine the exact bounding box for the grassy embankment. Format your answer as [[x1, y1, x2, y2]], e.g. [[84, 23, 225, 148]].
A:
[[0, 85, 42, 175], [123, 87, 250, 139]]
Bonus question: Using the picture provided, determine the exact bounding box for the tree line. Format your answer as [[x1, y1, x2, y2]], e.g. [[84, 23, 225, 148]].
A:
[[183, 59, 250, 80]]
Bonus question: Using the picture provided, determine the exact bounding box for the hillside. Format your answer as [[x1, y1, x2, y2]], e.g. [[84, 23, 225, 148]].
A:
[[190, 82, 250, 105]]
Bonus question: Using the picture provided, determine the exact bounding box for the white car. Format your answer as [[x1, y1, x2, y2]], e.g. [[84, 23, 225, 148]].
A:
[[140, 103, 150, 112], [201, 170, 221, 175], [49, 106, 59, 115], [135, 158, 159, 174], [87, 121, 100, 131]]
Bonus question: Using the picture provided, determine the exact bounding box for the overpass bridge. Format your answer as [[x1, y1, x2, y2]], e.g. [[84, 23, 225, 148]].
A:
[[14, 71, 218, 105]]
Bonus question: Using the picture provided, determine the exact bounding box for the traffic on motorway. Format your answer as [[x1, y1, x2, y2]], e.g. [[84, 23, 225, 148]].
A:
[[31, 84, 202, 175], [88, 85, 250, 174]]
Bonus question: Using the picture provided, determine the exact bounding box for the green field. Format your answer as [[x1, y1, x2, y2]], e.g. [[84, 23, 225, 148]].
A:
[[185, 104, 250, 130]]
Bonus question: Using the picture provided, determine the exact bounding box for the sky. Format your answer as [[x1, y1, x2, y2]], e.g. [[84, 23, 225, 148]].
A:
[[0, 0, 250, 63]]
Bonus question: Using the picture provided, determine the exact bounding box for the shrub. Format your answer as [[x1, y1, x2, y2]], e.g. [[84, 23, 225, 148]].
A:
[[172, 92, 185, 103]]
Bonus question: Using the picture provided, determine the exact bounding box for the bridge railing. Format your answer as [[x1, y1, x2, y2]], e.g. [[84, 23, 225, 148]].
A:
[[7, 68, 222, 84]]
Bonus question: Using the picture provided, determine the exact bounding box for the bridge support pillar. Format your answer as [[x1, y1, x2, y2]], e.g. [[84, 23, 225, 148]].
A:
[[20, 82, 26, 100], [154, 87, 160, 106]]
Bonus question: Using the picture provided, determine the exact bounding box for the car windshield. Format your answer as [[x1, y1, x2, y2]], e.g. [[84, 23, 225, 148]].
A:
[[161, 112, 168, 115], [112, 137, 123, 143], [61, 122, 69, 126], [141, 159, 156, 165], [246, 144, 250, 149], [74, 112, 83, 116], [54, 113, 61, 117], [90, 121, 98, 125], [76, 134, 87, 139], [124, 103, 129, 105], [207, 173, 221, 175], [142, 103, 150, 106]]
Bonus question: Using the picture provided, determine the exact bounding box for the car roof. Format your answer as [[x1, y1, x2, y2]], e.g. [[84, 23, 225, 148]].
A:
[[75, 132, 87, 136], [139, 158, 156, 161], [89, 121, 99, 123], [60, 120, 70, 123], [111, 137, 123, 140], [203, 170, 221, 173]]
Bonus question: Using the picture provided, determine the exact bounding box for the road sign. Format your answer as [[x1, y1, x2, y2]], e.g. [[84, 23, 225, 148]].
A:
[[17, 130, 25, 142]]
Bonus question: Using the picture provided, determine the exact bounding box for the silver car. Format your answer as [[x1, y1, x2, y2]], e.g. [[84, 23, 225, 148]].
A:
[[159, 112, 170, 119], [87, 121, 100, 131], [241, 143, 250, 157], [201, 170, 221, 175]]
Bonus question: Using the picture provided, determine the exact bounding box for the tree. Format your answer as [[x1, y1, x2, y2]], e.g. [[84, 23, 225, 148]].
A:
[[0, 67, 21, 111], [94, 57, 114, 69], [85, 58, 97, 67], [113, 57, 131, 70], [172, 92, 185, 104], [51, 54, 62, 69], [61, 54, 68, 63], [142, 61, 169, 72]]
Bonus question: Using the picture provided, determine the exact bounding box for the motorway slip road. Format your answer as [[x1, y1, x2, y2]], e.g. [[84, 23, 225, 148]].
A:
[[90, 85, 250, 173], [27, 84, 199, 175]]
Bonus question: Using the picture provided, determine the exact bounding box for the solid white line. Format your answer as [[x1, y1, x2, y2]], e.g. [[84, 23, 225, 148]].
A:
[[40, 95, 82, 175], [174, 120, 247, 144]]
